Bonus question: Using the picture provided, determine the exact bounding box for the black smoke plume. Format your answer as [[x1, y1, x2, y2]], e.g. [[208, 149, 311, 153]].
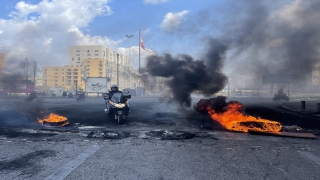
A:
[[145, 39, 228, 107], [0, 74, 24, 96]]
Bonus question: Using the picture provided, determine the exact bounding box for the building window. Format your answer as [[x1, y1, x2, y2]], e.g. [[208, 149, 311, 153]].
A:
[[72, 58, 74, 61], [87, 50, 90, 53], [76, 50, 80, 52], [78, 57, 80, 61], [95, 50, 99, 52], [95, 54, 99, 56], [88, 54, 91, 56], [76, 54, 80, 56]]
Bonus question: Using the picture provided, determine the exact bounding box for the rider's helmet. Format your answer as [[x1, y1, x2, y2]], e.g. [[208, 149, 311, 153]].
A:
[[110, 84, 118, 91]]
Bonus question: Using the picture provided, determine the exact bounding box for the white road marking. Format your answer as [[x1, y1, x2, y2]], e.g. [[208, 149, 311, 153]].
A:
[[299, 151, 320, 165], [45, 144, 103, 180]]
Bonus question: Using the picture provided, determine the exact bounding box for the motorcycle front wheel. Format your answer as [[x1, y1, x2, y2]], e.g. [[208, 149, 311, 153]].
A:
[[117, 114, 125, 124]]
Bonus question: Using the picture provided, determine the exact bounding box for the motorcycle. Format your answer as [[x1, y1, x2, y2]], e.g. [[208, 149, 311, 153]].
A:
[[272, 93, 289, 101], [105, 92, 131, 124], [67, 92, 74, 98], [76, 93, 85, 101]]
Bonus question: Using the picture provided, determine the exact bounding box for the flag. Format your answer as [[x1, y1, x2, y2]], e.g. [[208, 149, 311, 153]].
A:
[[140, 34, 146, 50]]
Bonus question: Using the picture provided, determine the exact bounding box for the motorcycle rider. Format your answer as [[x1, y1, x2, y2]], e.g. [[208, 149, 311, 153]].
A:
[[77, 89, 85, 100], [277, 88, 285, 96], [104, 84, 123, 113]]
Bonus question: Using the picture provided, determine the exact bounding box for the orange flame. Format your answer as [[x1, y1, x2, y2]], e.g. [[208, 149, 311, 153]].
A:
[[208, 102, 282, 133], [38, 113, 69, 127]]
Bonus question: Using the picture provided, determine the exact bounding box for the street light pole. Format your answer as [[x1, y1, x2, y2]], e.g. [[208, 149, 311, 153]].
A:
[[25, 58, 28, 81], [126, 35, 134, 89], [117, 54, 119, 87]]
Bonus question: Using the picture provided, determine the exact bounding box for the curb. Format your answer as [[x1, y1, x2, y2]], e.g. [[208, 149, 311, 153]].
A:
[[280, 104, 320, 117]]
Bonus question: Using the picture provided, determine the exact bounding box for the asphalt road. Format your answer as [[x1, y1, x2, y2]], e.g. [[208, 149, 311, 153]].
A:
[[0, 96, 320, 180]]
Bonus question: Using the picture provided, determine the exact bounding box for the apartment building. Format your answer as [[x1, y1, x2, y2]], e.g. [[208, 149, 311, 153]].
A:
[[43, 45, 135, 91], [0, 53, 5, 75], [69, 45, 107, 66], [311, 62, 320, 88], [42, 65, 84, 90], [35, 76, 42, 87]]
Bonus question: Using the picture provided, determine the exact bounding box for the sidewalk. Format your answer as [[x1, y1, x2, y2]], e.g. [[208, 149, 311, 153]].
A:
[[281, 100, 320, 116]]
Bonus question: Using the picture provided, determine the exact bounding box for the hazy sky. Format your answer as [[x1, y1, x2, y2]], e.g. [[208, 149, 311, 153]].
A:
[[0, 0, 318, 88]]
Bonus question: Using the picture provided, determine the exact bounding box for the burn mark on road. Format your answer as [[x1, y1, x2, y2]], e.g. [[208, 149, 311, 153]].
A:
[[84, 130, 132, 139], [0, 129, 57, 138], [140, 130, 195, 140], [0, 150, 56, 176]]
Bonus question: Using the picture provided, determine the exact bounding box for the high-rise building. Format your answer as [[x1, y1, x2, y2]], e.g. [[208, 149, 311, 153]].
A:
[[0, 53, 5, 75]]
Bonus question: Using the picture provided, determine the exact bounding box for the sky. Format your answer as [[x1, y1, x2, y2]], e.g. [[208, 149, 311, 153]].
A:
[[0, 0, 218, 68], [0, 0, 319, 89]]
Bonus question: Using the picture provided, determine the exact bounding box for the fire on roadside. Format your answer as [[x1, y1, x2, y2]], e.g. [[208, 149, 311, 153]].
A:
[[195, 97, 282, 133], [38, 113, 69, 127]]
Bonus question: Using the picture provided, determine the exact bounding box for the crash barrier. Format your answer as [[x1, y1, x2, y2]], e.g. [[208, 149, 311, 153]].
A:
[[301, 101, 305, 110]]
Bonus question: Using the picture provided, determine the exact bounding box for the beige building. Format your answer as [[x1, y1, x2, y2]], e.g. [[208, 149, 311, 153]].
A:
[[0, 53, 5, 75], [35, 76, 43, 87], [42, 65, 84, 90], [43, 45, 137, 91], [311, 62, 320, 88], [69, 45, 107, 66]]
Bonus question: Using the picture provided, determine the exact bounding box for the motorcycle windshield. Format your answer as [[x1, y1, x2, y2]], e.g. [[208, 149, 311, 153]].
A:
[[111, 92, 123, 103]]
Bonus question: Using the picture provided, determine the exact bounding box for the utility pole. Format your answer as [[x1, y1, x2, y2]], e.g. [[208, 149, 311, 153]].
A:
[[33, 60, 37, 83], [74, 80, 78, 95], [228, 83, 230, 99], [126, 35, 134, 89], [241, 74, 243, 96], [139, 29, 141, 74], [106, 61, 108, 92], [25, 58, 28, 80]]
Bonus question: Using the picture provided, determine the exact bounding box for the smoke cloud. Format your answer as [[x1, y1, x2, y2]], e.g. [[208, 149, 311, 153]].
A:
[[221, 0, 320, 84], [145, 38, 228, 107], [150, 0, 320, 89]]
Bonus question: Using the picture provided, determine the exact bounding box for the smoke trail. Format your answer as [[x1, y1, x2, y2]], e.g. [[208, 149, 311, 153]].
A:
[[152, 0, 320, 89], [0, 74, 24, 95], [221, 0, 320, 86], [145, 38, 228, 107]]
